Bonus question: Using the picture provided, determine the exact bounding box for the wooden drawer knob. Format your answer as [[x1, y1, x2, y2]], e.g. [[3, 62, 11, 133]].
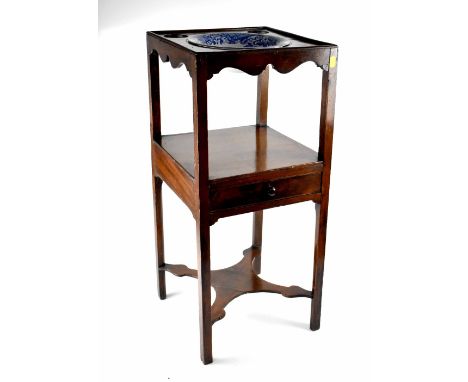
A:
[[267, 184, 276, 197]]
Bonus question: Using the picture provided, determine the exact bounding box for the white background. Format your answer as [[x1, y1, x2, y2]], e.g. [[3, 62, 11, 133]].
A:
[[1, 0, 468, 381]]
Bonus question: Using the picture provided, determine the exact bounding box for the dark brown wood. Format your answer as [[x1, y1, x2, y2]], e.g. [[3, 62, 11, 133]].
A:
[[152, 177, 166, 299], [160, 125, 324, 223], [152, 142, 195, 214], [206, 48, 330, 79], [161, 125, 323, 221], [148, 46, 166, 299], [210, 173, 322, 210], [147, 34, 197, 77], [147, 28, 338, 364], [148, 51, 161, 142], [310, 48, 338, 331], [161, 125, 321, 182], [251, 66, 269, 274], [192, 56, 212, 365], [147, 27, 336, 80], [211, 160, 322, 188], [256, 66, 269, 127], [209, 192, 321, 225], [161, 247, 312, 324], [251, 211, 263, 274]]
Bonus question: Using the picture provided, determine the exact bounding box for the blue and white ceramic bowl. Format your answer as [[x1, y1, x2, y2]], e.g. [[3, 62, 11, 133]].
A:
[[187, 32, 290, 49]]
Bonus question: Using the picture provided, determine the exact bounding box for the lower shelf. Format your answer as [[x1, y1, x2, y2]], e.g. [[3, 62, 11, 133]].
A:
[[160, 247, 312, 324]]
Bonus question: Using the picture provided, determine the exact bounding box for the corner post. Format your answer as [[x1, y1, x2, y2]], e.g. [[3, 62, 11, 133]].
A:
[[251, 66, 269, 274], [192, 55, 213, 364], [310, 48, 338, 330], [147, 43, 166, 299]]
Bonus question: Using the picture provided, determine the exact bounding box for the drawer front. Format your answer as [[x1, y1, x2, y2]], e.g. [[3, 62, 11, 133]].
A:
[[209, 173, 322, 211]]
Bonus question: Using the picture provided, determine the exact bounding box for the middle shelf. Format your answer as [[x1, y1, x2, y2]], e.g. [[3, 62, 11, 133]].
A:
[[153, 125, 323, 222]]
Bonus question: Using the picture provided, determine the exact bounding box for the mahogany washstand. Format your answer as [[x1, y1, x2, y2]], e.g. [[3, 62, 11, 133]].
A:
[[146, 27, 338, 364]]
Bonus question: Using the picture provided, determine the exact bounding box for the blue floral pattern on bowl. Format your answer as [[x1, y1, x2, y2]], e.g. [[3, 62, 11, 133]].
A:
[[187, 32, 290, 49]]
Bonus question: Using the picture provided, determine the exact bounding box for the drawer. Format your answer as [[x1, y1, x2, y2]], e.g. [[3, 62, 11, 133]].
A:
[[209, 173, 322, 211]]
